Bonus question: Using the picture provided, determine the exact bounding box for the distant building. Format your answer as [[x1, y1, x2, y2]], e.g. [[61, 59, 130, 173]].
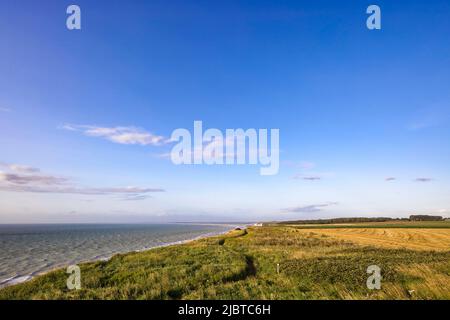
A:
[[409, 215, 443, 221]]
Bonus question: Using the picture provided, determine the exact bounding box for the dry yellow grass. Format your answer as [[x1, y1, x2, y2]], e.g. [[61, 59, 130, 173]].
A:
[[298, 228, 450, 251]]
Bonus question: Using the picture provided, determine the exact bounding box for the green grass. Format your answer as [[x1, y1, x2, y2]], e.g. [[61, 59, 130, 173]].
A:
[[1, 226, 449, 300]]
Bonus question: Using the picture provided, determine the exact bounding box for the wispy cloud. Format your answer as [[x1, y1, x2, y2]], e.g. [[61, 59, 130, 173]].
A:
[[415, 177, 433, 182], [0, 162, 40, 173], [297, 175, 322, 181], [408, 120, 439, 131], [0, 184, 163, 195], [0, 172, 68, 185], [407, 106, 449, 131], [283, 160, 315, 169], [162, 135, 278, 163], [8, 164, 40, 173], [122, 194, 153, 201], [0, 163, 164, 197], [62, 124, 168, 146], [282, 202, 338, 213], [385, 177, 396, 181], [0, 107, 11, 112], [435, 209, 450, 217], [293, 172, 328, 181], [298, 161, 316, 170], [290, 161, 333, 181]]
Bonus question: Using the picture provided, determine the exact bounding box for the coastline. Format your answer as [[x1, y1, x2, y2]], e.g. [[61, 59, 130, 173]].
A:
[[0, 223, 242, 289], [1, 222, 449, 300]]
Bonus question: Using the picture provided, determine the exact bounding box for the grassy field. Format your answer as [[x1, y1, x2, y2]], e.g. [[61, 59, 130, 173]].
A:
[[290, 227, 450, 251], [1, 221, 449, 300]]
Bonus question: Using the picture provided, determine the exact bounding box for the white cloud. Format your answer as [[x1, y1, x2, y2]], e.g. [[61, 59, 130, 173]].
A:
[[122, 194, 153, 201], [62, 124, 168, 146], [293, 174, 322, 181], [0, 172, 68, 185], [0, 163, 165, 197], [0, 184, 163, 195], [1, 163, 40, 173], [290, 162, 334, 181], [282, 202, 339, 213], [165, 135, 278, 164], [415, 177, 433, 182]]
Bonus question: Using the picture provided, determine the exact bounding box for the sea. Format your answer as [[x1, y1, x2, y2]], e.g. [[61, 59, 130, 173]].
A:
[[0, 223, 235, 288]]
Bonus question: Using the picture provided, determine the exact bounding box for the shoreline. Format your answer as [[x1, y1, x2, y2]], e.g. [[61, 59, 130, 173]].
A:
[[0, 224, 244, 289], [1, 222, 449, 300]]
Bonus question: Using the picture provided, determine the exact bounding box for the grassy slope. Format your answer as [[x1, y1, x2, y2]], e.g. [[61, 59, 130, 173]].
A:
[[1, 223, 450, 300]]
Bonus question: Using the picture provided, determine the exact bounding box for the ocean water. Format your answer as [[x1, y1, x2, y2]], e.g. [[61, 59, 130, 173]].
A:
[[0, 223, 233, 287]]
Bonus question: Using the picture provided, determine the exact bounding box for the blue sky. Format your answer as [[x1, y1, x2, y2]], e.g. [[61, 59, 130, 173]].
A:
[[1, 0, 450, 223]]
